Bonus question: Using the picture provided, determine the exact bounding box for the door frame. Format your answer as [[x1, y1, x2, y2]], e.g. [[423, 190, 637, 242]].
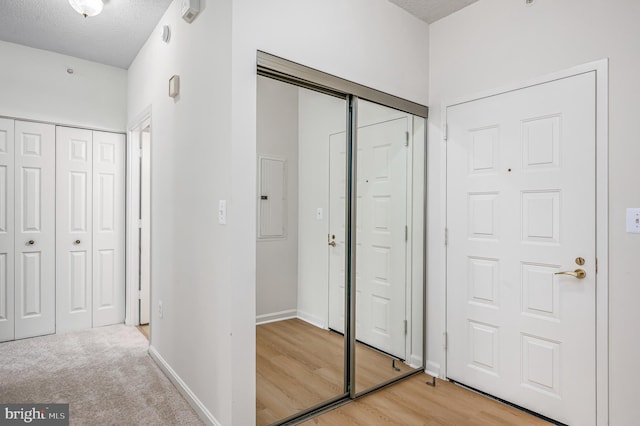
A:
[[125, 107, 152, 328], [440, 59, 609, 425]]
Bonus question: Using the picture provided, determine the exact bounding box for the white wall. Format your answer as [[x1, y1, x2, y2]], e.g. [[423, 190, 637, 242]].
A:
[[0, 40, 126, 131], [428, 1, 640, 424], [256, 76, 299, 320], [127, 0, 234, 424]]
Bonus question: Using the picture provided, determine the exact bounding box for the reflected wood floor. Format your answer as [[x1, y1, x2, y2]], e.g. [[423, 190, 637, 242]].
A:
[[304, 374, 550, 425], [257, 318, 412, 425], [258, 319, 549, 426]]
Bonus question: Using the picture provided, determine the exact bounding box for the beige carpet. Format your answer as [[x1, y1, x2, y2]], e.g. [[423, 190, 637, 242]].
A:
[[0, 325, 203, 426]]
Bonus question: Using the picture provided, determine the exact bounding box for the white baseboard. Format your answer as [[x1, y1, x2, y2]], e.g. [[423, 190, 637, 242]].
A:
[[149, 345, 221, 426], [256, 309, 297, 325], [425, 360, 441, 379], [408, 354, 423, 369], [296, 310, 327, 329]]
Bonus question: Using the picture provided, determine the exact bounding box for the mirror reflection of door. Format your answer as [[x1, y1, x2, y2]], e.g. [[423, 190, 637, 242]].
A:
[[255, 76, 347, 425], [353, 100, 425, 394]]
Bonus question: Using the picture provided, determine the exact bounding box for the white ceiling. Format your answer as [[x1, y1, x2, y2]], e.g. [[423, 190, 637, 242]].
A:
[[0, 0, 173, 69], [0, 0, 477, 70], [388, 0, 479, 23]]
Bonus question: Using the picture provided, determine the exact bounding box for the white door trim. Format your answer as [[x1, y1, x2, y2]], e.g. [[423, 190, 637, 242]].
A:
[[440, 59, 609, 425], [125, 107, 152, 327]]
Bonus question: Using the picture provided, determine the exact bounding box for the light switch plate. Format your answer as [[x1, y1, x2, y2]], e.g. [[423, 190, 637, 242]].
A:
[[626, 208, 640, 233]]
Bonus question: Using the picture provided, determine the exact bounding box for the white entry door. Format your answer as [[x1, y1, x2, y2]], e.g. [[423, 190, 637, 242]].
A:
[[14, 121, 56, 340], [56, 126, 93, 332], [0, 118, 15, 342], [446, 72, 597, 425], [92, 131, 126, 327], [356, 118, 408, 359], [328, 132, 347, 333]]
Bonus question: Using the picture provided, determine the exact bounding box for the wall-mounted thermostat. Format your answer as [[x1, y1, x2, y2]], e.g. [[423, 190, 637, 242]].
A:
[[169, 75, 180, 98], [162, 25, 171, 43], [182, 0, 200, 23]]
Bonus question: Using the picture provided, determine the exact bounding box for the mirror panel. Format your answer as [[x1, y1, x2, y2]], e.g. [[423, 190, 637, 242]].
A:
[[256, 76, 348, 425], [354, 99, 425, 394]]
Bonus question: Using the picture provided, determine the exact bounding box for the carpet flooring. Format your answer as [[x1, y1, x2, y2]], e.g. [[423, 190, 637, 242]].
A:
[[0, 325, 203, 426]]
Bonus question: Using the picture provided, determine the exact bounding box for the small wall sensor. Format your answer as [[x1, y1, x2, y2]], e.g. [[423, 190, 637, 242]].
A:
[[181, 0, 200, 23], [162, 25, 171, 43], [169, 75, 180, 98]]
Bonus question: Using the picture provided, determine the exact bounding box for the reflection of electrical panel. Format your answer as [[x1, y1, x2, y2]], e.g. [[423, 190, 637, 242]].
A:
[[181, 0, 200, 23], [258, 155, 287, 239]]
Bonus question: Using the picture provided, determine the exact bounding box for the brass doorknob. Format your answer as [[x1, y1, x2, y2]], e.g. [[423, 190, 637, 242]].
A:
[[555, 269, 586, 279], [328, 241, 337, 247], [27, 240, 34, 245]]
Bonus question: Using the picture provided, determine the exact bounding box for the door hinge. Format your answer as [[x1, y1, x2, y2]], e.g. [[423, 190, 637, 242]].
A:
[[137, 219, 143, 229], [404, 320, 408, 335], [405, 131, 410, 147], [443, 332, 448, 350], [444, 228, 448, 246], [137, 290, 142, 300], [138, 147, 143, 158], [443, 123, 448, 141], [596, 257, 598, 274], [405, 225, 408, 242]]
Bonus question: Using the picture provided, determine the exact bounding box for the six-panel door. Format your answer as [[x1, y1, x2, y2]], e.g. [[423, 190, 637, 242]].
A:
[[14, 121, 56, 340], [92, 131, 125, 328], [56, 127, 93, 332], [0, 118, 15, 342]]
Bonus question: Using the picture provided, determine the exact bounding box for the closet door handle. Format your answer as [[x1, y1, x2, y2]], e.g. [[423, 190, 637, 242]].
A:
[[27, 240, 35, 245], [74, 240, 81, 245]]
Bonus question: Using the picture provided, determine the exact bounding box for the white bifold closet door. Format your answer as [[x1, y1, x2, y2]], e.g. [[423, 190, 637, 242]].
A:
[[56, 127, 93, 332], [15, 121, 56, 340], [0, 118, 15, 342], [57, 128, 125, 332], [92, 131, 125, 327]]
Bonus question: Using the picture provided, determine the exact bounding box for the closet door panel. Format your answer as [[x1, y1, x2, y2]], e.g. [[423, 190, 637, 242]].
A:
[[14, 121, 55, 340], [0, 118, 14, 342], [56, 126, 93, 332], [92, 131, 125, 327]]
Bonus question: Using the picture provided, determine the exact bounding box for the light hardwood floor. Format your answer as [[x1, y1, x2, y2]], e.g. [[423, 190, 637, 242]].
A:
[[304, 374, 549, 425], [257, 319, 412, 425], [137, 324, 150, 340], [258, 319, 549, 426]]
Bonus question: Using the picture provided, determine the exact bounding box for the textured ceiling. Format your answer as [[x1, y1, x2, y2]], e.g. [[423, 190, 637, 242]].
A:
[[0, 0, 476, 70], [388, 0, 480, 23], [0, 0, 173, 69]]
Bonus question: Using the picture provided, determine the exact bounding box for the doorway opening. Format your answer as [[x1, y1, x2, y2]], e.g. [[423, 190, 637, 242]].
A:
[[127, 115, 151, 341]]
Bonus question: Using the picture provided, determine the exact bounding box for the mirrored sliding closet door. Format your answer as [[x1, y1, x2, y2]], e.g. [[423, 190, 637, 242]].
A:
[[255, 75, 348, 425], [255, 52, 427, 425]]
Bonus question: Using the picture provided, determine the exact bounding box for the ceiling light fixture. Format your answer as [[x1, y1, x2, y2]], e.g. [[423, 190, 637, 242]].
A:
[[69, 0, 104, 18]]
